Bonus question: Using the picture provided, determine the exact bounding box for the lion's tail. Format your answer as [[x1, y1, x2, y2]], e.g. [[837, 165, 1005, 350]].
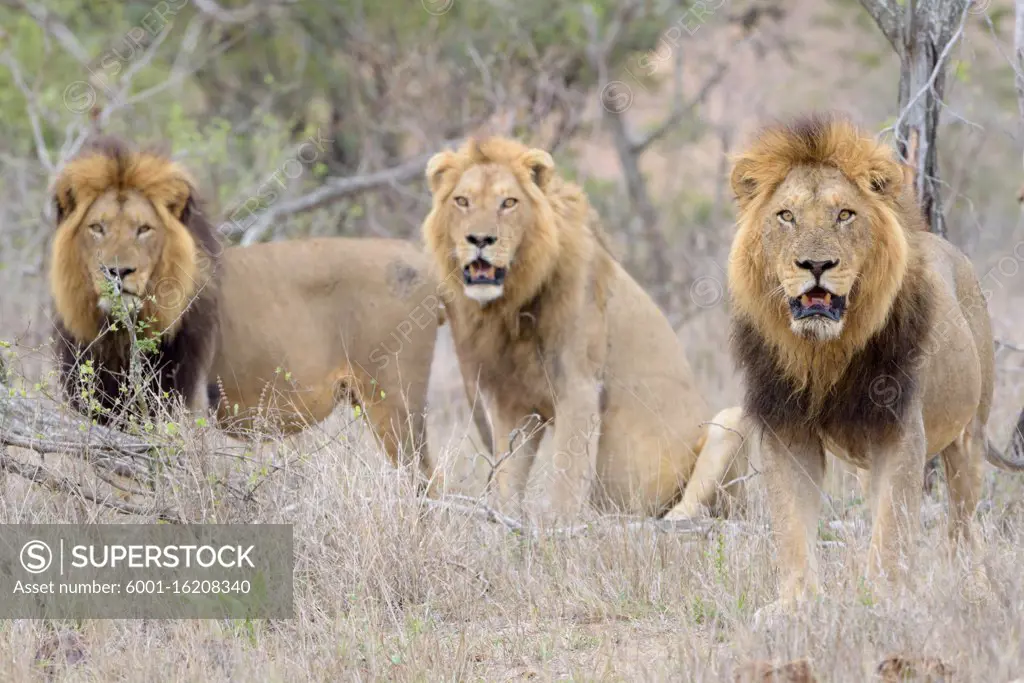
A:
[[984, 406, 1024, 471]]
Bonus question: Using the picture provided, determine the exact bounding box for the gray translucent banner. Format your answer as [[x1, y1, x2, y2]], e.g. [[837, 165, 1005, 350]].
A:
[[0, 525, 293, 618]]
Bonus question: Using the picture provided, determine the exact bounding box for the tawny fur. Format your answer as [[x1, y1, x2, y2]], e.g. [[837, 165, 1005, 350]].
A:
[[725, 113, 1024, 608], [424, 136, 745, 520], [50, 137, 219, 418], [208, 237, 448, 495]]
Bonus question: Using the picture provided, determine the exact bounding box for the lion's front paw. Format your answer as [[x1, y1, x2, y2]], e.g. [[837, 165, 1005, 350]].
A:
[[489, 492, 525, 523], [532, 494, 584, 526], [662, 499, 705, 521]]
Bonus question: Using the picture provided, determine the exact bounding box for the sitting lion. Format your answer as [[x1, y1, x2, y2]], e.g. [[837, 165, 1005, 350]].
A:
[[422, 136, 746, 521], [50, 137, 220, 420], [209, 237, 448, 493], [725, 114, 1024, 607]]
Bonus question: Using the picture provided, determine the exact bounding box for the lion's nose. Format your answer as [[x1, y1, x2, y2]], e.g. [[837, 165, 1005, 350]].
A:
[[795, 259, 838, 279], [102, 266, 136, 282], [466, 234, 496, 248]]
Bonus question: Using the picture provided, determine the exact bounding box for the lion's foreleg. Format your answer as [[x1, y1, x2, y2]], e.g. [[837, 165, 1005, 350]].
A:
[[762, 425, 826, 606], [866, 408, 926, 583], [490, 408, 542, 518], [543, 378, 602, 522]]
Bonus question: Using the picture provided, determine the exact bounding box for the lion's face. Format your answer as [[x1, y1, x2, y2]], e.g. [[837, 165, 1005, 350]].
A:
[[424, 139, 558, 308], [50, 142, 212, 343], [446, 163, 540, 304], [77, 189, 167, 316], [760, 165, 877, 341]]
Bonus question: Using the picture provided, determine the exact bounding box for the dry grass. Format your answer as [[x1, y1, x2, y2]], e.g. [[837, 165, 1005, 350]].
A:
[[1, 320, 1023, 682]]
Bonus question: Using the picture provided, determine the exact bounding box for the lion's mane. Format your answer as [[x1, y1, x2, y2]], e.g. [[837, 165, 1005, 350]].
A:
[[728, 114, 934, 448], [50, 136, 220, 417]]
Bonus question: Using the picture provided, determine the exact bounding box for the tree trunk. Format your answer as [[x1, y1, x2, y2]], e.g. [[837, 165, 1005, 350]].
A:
[[861, 0, 970, 237], [1015, 0, 1024, 152]]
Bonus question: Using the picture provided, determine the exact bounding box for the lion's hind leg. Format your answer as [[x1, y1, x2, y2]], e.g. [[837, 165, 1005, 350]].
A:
[[940, 422, 984, 558], [358, 375, 443, 497], [664, 406, 751, 520], [938, 419, 992, 603]]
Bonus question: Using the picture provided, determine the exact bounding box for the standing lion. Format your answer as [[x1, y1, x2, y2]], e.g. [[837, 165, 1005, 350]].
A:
[[48, 138, 448, 494], [422, 136, 746, 521], [50, 137, 220, 421], [725, 114, 1024, 609]]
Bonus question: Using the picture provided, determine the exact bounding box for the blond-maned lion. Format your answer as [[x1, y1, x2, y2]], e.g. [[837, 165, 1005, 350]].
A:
[[726, 114, 1024, 608], [209, 237, 448, 493], [422, 136, 746, 521], [50, 137, 220, 420]]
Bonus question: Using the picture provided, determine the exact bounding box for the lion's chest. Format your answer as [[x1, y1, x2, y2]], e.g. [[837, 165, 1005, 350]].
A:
[[454, 312, 557, 418]]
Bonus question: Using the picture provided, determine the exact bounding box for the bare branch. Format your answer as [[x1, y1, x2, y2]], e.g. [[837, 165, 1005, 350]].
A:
[[60, 21, 247, 164], [0, 52, 55, 173], [891, 2, 971, 150], [1, 0, 90, 64], [424, 496, 720, 539], [0, 447, 180, 522], [631, 59, 729, 154], [0, 383, 160, 482], [191, 0, 294, 24], [860, 0, 902, 51], [236, 143, 461, 246]]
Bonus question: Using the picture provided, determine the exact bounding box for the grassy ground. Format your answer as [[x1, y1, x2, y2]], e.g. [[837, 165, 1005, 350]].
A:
[[1, 320, 1023, 682]]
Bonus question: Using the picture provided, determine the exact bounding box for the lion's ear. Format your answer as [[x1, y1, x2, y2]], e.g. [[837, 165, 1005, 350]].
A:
[[53, 179, 75, 225], [176, 193, 198, 224], [426, 151, 458, 196], [165, 178, 197, 222], [866, 156, 903, 198], [520, 149, 554, 191], [730, 157, 760, 209]]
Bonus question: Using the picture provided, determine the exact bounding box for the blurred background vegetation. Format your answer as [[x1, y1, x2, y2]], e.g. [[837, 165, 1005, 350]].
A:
[[0, 0, 1023, 357]]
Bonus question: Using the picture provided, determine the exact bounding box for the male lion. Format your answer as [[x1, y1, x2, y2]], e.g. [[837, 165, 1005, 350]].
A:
[[50, 137, 219, 420], [422, 137, 746, 521], [209, 237, 448, 493], [50, 138, 449, 493], [726, 114, 1024, 608]]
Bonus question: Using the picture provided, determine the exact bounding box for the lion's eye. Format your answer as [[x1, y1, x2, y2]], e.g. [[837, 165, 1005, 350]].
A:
[[501, 197, 518, 210], [88, 223, 104, 236], [777, 210, 794, 223], [454, 196, 469, 208], [137, 224, 153, 236], [837, 209, 855, 222]]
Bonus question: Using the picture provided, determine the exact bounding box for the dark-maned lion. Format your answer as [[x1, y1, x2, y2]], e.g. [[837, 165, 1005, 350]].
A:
[[726, 113, 1024, 609], [50, 137, 219, 420]]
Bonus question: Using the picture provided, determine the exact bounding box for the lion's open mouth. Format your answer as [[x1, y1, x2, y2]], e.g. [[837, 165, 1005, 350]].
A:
[[789, 286, 846, 321], [463, 259, 507, 286]]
